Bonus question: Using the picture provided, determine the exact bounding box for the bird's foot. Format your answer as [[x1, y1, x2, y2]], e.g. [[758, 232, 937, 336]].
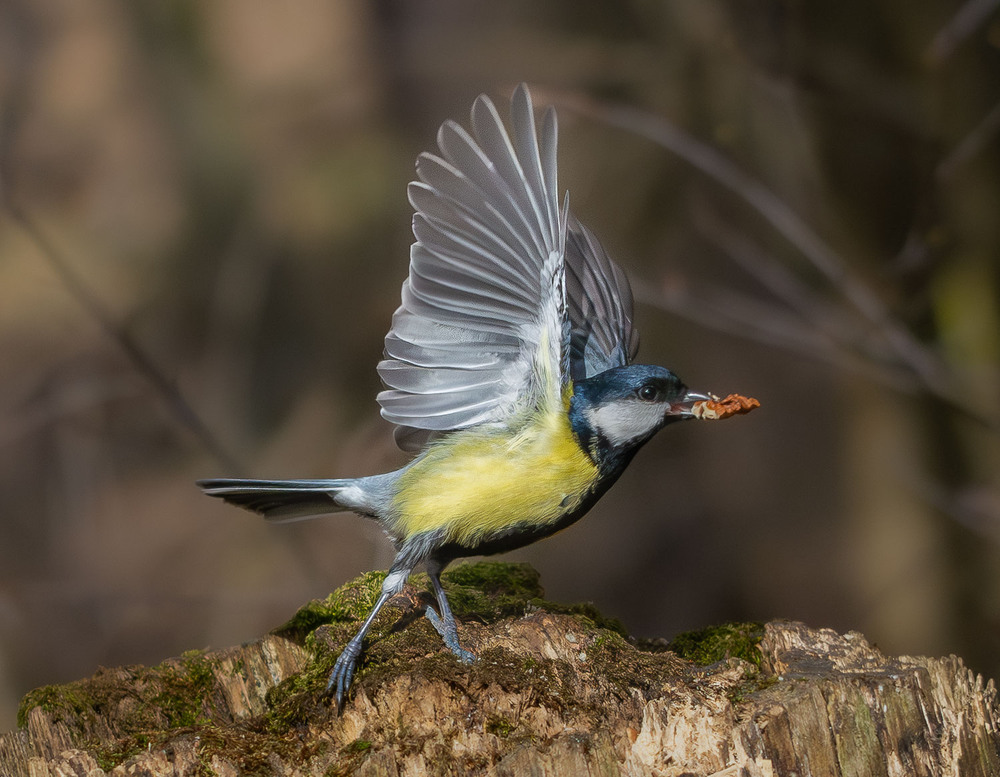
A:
[[425, 605, 477, 664], [327, 638, 364, 712]]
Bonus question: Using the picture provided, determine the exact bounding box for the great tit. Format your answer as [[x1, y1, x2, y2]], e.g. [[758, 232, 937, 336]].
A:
[[199, 84, 734, 710]]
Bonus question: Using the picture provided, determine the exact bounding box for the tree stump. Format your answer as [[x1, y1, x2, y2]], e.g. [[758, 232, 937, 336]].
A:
[[2, 562, 998, 776]]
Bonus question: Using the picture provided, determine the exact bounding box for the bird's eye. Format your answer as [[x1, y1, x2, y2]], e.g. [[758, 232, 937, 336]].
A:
[[637, 385, 659, 402]]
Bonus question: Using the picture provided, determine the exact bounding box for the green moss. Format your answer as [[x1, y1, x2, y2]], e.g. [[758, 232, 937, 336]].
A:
[[586, 631, 685, 700], [667, 622, 765, 667], [17, 563, 747, 772], [424, 561, 630, 639], [155, 649, 216, 728], [485, 714, 515, 738], [273, 570, 388, 641], [270, 561, 676, 720], [322, 739, 374, 777], [93, 736, 154, 773], [263, 636, 344, 733], [437, 562, 544, 622], [17, 648, 225, 771], [261, 571, 399, 729], [264, 571, 421, 731], [471, 647, 580, 712], [17, 684, 88, 729], [193, 721, 311, 777], [536, 600, 630, 640], [274, 561, 620, 665], [665, 622, 774, 705]]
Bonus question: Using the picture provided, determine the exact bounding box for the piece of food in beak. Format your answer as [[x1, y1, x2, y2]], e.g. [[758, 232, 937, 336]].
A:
[[691, 393, 761, 420]]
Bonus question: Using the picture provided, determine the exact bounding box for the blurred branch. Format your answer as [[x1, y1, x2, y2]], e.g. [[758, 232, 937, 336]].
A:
[[633, 273, 920, 397], [548, 87, 968, 412], [693, 208, 862, 347], [914, 477, 1000, 545], [0, 200, 244, 474], [936, 100, 1000, 182], [690, 211, 985, 399], [926, 0, 1000, 64], [634, 274, 888, 378], [0, 378, 142, 449], [692, 211, 926, 389]]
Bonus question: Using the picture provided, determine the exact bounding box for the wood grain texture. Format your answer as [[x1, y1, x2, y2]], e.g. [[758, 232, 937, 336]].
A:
[[2, 565, 997, 776]]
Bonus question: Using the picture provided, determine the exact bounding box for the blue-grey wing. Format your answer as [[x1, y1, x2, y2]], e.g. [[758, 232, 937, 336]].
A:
[[565, 214, 640, 379], [377, 84, 569, 449]]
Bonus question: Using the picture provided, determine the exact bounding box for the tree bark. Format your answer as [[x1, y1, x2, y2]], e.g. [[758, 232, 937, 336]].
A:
[[2, 562, 998, 776]]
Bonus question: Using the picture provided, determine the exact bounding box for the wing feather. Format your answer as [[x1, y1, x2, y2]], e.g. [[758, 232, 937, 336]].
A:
[[378, 85, 567, 445], [508, 87, 560, 249], [564, 215, 639, 378], [378, 84, 640, 450]]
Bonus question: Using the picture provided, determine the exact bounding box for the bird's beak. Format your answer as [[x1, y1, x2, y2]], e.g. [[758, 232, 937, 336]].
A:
[[668, 390, 714, 419]]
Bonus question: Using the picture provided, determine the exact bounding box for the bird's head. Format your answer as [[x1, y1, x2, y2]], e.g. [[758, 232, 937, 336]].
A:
[[568, 364, 710, 470]]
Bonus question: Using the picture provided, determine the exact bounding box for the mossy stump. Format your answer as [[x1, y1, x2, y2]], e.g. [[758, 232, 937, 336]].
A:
[[2, 562, 998, 776]]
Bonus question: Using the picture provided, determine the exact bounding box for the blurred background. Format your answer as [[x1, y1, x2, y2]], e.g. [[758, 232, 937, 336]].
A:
[[1, 0, 999, 730]]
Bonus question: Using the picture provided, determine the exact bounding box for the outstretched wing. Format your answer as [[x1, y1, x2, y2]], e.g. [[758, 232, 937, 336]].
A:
[[377, 84, 641, 450], [377, 84, 569, 448], [564, 214, 639, 380]]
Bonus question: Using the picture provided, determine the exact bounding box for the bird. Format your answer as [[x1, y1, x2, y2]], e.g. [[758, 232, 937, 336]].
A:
[[199, 83, 747, 711]]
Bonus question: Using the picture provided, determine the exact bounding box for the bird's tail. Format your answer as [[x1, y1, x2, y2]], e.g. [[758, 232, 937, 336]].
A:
[[197, 478, 358, 523]]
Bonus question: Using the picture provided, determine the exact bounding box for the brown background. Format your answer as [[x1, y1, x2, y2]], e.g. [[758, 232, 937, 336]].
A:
[[1, 0, 999, 730]]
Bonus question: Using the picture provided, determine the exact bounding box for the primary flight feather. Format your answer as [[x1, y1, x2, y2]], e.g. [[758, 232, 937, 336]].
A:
[[199, 83, 753, 711]]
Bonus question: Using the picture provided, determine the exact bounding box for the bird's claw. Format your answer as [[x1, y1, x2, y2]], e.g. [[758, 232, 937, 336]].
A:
[[425, 605, 477, 664], [327, 639, 363, 712]]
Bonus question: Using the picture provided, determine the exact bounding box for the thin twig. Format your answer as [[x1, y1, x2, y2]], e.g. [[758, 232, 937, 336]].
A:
[[936, 100, 1000, 181], [547, 88, 960, 404], [926, 0, 1000, 64], [633, 277, 919, 394], [3, 201, 244, 473], [692, 208, 862, 347]]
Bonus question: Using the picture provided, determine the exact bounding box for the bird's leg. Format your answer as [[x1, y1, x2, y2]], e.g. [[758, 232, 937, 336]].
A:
[[425, 565, 476, 664], [327, 565, 410, 711]]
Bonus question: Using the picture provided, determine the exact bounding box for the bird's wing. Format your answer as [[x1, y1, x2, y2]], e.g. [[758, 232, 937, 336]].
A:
[[564, 214, 640, 379], [378, 84, 570, 448]]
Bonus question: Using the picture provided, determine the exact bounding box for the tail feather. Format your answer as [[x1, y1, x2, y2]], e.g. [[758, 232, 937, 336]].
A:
[[197, 478, 354, 523]]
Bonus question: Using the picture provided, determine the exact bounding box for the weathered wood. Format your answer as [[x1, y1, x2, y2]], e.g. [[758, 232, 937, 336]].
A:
[[2, 563, 998, 776]]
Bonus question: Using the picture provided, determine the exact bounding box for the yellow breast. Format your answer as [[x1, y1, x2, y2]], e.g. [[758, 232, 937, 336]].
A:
[[392, 404, 598, 548]]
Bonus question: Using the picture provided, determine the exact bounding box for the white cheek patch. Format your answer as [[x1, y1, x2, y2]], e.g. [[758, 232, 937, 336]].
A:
[[585, 400, 666, 446]]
